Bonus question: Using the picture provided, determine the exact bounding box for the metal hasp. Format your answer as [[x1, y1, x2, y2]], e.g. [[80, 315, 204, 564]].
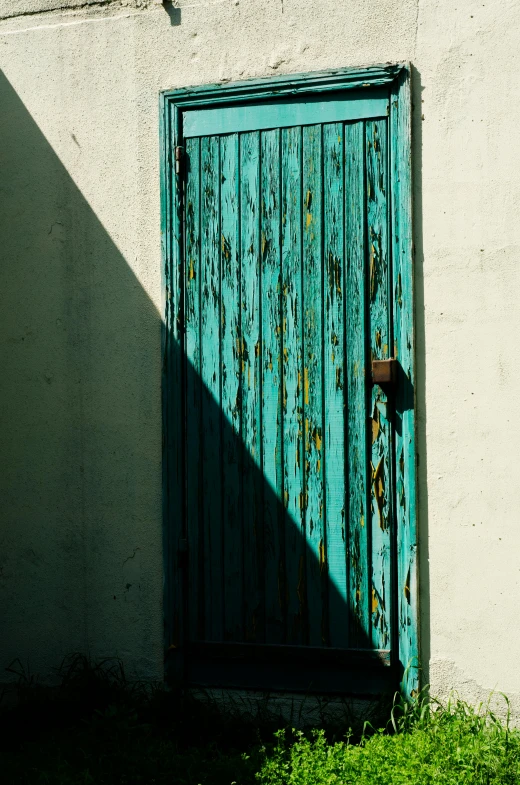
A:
[[371, 358, 397, 385]]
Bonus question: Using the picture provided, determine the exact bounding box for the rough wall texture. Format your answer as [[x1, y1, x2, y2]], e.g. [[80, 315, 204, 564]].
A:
[[0, 1, 158, 21], [1, 0, 519, 710]]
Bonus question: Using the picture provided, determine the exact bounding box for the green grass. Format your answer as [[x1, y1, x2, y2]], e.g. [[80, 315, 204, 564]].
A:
[[1, 656, 519, 784], [259, 694, 520, 785]]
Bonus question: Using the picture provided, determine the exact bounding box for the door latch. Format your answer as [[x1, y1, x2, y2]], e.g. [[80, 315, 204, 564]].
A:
[[371, 358, 397, 386]]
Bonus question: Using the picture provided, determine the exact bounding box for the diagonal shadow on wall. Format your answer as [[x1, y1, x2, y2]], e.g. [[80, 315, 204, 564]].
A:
[[0, 69, 405, 696], [0, 68, 163, 677]]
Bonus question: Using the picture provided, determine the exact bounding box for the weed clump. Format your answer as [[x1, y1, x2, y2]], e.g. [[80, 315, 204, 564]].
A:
[[258, 691, 520, 785]]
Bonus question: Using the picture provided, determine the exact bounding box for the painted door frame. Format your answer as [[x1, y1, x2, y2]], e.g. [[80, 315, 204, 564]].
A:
[[160, 63, 418, 697]]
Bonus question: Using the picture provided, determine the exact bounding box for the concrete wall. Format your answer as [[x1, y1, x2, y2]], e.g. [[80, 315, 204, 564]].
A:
[[1, 0, 520, 709]]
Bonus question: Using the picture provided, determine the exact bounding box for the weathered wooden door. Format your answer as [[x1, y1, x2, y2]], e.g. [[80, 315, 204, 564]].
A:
[[162, 67, 417, 696]]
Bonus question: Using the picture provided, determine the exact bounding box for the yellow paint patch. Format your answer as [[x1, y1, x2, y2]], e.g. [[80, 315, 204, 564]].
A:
[[314, 429, 322, 452], [371, 588, 379, 614], [319, 540, 326, 570], [304, 367, 309, 405], [404, 567, 411, 603], [369, 246, 376, 299], [372, 404, 380, 444], [306, 212, 312, 228], [188, 259, 195, 280], [371, 459, 386, 530]]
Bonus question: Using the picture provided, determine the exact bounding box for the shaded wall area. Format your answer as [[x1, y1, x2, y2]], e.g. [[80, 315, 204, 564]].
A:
[[0, 70, 164, 681]]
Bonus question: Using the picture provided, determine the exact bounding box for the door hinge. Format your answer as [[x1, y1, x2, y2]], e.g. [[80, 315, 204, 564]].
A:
[[175, 146, 184, 175]]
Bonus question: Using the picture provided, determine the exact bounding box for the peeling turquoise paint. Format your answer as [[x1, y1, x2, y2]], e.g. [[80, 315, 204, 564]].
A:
[[160, 64, 417, 697]]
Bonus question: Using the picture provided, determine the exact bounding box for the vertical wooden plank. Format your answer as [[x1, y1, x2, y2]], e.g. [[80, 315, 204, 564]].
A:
[[345, 120, 370, 647], [220, 134, 242, 641], [200, 135, 223, 641], [366, 118, 392, 651], [170, 107, 185, 660], [323, 122, 348, 648], [302, 124, 325, 646], [240, 131, 263, 643], [185, 136, 203, 640], [390, 69, 418, 695], [162, 100, 184, 672], [261, 129, 284, 643], [281, 126, 305, 645]]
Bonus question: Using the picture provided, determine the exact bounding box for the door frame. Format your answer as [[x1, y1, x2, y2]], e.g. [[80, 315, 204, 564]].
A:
[[159, 63, 418, 697]]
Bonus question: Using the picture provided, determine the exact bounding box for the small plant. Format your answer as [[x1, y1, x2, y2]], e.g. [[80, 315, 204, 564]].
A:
[[257, 689, 520, 785]]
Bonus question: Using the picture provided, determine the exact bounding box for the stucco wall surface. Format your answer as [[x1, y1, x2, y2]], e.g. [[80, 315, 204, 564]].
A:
[[0, 0, 159, 21], [1, 0, 519, 710]]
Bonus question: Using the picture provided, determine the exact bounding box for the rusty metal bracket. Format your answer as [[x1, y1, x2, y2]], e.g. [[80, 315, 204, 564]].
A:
[[175, 146, 184, 175], [371, 358, 397, 386]]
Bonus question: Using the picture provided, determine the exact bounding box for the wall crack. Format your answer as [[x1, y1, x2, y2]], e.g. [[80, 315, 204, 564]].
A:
[[122, 548, 141, 567]]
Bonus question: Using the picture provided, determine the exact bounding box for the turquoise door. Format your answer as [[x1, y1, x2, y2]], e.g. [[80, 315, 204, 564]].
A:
[[161, 68, 417, 695]]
